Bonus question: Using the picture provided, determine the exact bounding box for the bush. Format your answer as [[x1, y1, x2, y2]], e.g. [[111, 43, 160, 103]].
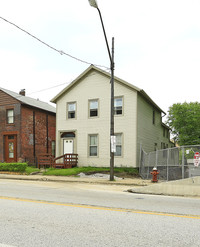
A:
[[0, 163, 28, 173]]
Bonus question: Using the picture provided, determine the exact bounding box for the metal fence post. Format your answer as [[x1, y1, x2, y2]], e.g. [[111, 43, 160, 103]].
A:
[[156, 149, 158, 167], [182, 147, 185, 179], [147, 152, 150, 179], [139, 144, 142, 175], [167, 148, 169, 181]]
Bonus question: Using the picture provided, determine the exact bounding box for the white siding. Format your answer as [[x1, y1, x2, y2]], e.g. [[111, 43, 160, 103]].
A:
[[56, 70, 137, 167]]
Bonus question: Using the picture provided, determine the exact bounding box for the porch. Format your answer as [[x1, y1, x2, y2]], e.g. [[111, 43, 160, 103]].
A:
[[37, 153, 78, 169]]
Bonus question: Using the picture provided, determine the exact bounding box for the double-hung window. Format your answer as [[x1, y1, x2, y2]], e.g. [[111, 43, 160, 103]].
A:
[[153, 109, 155, 124], [51, 141, 56, 156], [163, 127, 165, 137], [114, 133, 122, 156], [67, 102, 76, 119], [89, 134, 98, 157], [114, 97, 123, 115], [7, 109, 14, 124], [89, 100, 98, 117]]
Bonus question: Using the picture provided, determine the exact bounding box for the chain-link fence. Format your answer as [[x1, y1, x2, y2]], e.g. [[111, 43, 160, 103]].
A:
[[140, 145, 200, 181]]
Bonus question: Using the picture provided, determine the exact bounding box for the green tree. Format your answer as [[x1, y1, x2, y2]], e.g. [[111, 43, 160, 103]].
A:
[[167, 102, 200, 145]]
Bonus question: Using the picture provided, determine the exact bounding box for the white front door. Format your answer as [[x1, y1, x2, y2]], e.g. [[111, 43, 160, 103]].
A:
[[63, 139, 73, 154]]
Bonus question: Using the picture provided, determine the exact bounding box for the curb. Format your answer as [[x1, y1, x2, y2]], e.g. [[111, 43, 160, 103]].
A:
[[0, 174, 150, 187]]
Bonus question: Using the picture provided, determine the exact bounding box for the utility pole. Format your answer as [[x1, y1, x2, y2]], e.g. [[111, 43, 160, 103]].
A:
[[88, 0, 115, 181]]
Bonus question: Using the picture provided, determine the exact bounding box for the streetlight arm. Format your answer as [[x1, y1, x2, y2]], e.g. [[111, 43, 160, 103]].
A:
[[96, 8, 112, 65]]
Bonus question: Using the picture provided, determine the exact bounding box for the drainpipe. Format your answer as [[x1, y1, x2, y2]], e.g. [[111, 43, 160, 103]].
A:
[[46, 114, 49, 153], [33, 111, 36, 161]]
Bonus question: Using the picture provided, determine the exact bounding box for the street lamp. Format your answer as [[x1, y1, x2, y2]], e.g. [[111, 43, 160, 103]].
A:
[[88, 0, 115, 181]]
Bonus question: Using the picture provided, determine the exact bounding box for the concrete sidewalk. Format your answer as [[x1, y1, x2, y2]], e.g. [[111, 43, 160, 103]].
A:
[[0, 173, 151, 186], [128, 176, 200, 197], [1, 173, 200, 197]]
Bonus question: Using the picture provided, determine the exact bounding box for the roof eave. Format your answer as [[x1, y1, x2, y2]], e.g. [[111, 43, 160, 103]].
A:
[[139, 89, 166, 115]]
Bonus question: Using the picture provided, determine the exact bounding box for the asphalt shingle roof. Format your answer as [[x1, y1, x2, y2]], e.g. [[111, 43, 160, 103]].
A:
[[0, 87, 56, 113]]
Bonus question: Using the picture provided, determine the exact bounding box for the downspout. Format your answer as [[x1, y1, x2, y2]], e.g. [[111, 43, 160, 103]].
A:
[[33, 111, 36, 161], [46, 114, 49, 153]]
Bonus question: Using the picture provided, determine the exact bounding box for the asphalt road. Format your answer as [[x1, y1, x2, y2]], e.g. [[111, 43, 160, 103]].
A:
[[0, 179, 200, 247]]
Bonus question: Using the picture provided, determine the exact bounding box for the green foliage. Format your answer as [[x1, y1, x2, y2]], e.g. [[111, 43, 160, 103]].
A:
[[25, 166, 40, 175], [0, 163, 28, 173], [167, 102, 200, 145], [43, 167, 139, 176]]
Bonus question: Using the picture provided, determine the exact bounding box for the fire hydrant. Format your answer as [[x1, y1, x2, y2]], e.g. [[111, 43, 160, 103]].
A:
[[151, 167, 159, 182]]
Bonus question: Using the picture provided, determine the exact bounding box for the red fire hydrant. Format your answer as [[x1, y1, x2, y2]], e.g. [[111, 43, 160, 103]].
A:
[[151, 167, 159, 182]]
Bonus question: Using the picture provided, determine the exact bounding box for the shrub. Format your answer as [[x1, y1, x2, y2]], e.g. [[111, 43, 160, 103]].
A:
[[0, 163, 28, 173]]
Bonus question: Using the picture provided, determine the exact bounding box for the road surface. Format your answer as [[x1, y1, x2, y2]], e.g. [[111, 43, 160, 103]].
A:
[[0, 179, 200, 246]]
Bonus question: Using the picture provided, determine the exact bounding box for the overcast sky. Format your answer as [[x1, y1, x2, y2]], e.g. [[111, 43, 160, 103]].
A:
[[1, 0, 200, 116]]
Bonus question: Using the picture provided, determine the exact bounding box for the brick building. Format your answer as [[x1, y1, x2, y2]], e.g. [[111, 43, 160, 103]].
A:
[[0, 88, 56, 164]]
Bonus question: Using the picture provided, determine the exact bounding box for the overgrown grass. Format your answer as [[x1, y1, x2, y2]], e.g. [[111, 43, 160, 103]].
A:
[[0, 164, 139, 178], [25, 166, 40, 175], [43, 167, 139, 177]]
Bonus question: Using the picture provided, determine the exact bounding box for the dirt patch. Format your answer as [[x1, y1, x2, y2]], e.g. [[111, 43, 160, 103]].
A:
[[84, 171, 140, 179], [0, 171, 25, 175]]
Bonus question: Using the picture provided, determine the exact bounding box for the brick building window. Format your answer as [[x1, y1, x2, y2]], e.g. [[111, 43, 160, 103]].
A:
[[7, 109, 14, 124], [51, 141, 56, 156]]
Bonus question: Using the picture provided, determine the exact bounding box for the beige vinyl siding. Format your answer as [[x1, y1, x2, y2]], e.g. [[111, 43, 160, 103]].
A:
[[56, 70, 137, 167], [114, 81, 137, 167], [54, 65, 173, 168], [137, 94, 162, 150], [56, 71, 110, 166], [137, 94, 172, 165]]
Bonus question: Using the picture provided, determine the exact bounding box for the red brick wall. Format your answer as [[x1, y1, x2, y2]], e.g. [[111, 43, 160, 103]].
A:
[[21, 106, 56, 163], [0, 89, 56, 164], [0, 102, 21, 162]]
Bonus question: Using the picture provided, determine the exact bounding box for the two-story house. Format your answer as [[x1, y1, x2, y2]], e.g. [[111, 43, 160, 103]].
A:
[[51, 65, 173, 168], [0, 88, 56, 164]]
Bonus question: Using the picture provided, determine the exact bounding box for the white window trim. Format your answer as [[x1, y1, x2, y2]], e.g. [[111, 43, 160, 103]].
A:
[[7, 109, 14, 124], [88, 99, 99, 118], [114, 96, 124, 116], [114, 133, 123, 157], [67, 102, 77, 120], [88, 134, 99, 157]]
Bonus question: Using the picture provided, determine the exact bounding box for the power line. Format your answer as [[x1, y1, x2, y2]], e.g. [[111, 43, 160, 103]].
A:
[[27, 81, 70, 96], [27, 72, 97, 96], [0, 16, 110, 71], [13, 81, 69, 100]]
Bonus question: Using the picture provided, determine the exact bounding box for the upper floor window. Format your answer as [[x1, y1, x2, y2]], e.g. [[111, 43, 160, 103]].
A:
[[67, 102, 76, 119], [7, 109, 14, 124], [114, 97, 123, 115], [153, 110, 155, 124], [89, 100, 98, 117]]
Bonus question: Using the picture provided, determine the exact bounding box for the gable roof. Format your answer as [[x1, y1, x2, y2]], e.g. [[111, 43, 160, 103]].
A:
[[0, 87, 56, 114], [51, 65, 165, 114]]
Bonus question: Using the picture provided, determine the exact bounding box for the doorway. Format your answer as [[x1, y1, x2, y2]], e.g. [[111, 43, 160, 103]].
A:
[[63, 139, 74, 154], [4, 135, 17, 162]]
